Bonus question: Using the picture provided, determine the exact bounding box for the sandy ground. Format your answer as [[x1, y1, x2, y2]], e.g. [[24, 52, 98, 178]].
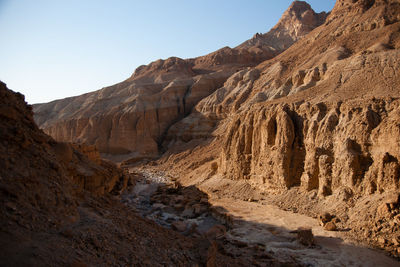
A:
[[211, 197, 399, 267], [126, 168, 399, 266]]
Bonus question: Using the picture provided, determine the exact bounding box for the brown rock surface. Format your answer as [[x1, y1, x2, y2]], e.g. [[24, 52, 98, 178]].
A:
[[218, 99, 400, 196], [324, 221, 338, 231]]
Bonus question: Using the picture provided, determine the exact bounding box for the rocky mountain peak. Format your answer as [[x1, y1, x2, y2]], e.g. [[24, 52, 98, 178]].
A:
[[238, 1, 327, 52], [270, 0, 328, 40], [125, 1, 329, 84], [280, 0, 318, 22]]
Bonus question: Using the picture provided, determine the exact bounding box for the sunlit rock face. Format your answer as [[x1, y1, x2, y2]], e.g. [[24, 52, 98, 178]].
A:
[[33, 1, 327, 161], [158, 0, 400, 200]]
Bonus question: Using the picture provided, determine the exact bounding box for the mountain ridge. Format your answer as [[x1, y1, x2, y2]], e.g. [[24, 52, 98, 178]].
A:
[[34, 1, 327, 161]]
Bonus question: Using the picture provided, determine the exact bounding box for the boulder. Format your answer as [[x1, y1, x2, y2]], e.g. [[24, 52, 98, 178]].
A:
[[296, 228, 314, 246], [324, 221, 337, 231], [171, 221, 188, 232], [318, 212, 334, 226], [182, 207, 195, 218], [205, 225, 227, 240]]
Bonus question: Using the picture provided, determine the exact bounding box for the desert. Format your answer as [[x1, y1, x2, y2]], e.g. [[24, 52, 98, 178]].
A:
[[1, 0, 400, 266]]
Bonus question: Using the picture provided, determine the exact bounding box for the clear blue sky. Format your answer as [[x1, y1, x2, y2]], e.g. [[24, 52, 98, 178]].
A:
[[0, 0, 335, 104]]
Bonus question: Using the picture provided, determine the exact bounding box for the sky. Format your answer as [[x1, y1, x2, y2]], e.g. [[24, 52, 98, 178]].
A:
[[0, 0, 335, 104]]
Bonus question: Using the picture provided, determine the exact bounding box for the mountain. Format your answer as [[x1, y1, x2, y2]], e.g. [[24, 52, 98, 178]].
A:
[[32, 0, 400, 258], [237, 1, 327, 51], [33, 1, 327, 162]]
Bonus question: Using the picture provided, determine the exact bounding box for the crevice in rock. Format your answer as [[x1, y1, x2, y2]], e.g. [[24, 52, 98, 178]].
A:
[[364, 0, 376, 11], [360, 154, 374, 181], [266, 117, 277, 146], [288, 110, 306, 188], [182, 85, 192, 116]]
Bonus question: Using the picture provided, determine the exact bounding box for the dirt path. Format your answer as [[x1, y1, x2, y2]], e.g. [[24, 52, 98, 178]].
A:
[[211, 197, 399, 267]]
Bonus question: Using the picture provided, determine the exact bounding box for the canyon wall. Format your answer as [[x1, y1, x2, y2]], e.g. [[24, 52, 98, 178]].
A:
[[161, 0, 400, 200], [0, 81, 126, 197], [219, 99, 400, 196], [36, 70, 233, 157]]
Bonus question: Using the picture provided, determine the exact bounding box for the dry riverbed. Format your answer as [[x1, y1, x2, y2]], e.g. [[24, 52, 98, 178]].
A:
[[211, 198, 399, 267], [121, 168, 399, 267]]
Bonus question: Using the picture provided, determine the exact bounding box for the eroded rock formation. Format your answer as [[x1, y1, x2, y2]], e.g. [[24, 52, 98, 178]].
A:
[[219, 99, 400, 197], [34, 1, 327, 161], [163, 0, 400, 198]]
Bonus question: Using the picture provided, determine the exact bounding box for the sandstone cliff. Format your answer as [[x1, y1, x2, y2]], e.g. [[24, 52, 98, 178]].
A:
[[33, 1, 326, 161], [219, 0, 400, 194]]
